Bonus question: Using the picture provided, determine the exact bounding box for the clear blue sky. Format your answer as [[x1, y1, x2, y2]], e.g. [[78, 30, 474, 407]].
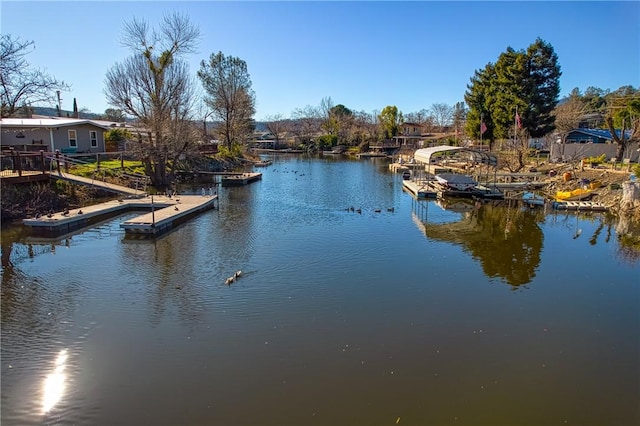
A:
[[2, 1, 639, 120]]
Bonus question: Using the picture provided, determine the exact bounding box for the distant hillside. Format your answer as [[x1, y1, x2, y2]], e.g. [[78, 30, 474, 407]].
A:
[[32, 106, 103, 120]]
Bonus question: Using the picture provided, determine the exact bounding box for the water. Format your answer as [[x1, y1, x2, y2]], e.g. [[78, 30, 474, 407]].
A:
[[2, 156, 639, 425]]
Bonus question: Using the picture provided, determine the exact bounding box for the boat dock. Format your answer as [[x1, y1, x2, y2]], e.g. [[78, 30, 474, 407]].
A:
[[402, 179, 503, 200], [221, 172, 262, 186], [402, 180, 437, 198], [23, 194, 218, 236]]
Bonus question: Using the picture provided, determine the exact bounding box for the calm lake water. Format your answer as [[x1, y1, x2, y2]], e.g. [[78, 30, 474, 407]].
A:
[[1, 155, 639, 426]]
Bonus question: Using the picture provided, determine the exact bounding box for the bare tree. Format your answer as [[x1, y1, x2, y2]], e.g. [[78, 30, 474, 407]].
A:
[[405, 109, 436, 133], [553, 93, 587, 138], [290, 105, 321, 147], [264, 114, 287, 145], [429, 103, 453, 132], [351, 110, 379, 145], [0, 34, 70, 117], [104, 12, 201, 187], [198, 51, 256, 151]]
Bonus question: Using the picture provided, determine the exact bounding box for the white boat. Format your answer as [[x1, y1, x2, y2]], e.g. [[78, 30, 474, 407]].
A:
[[434, 173, 477, 191]]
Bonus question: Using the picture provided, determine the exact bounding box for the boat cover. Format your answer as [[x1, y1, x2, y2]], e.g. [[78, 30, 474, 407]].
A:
[[435, 173, 477, 185], [413, 145, 498, 167]]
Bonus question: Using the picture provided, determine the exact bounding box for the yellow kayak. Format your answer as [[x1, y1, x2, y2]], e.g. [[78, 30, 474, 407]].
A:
[[556, 188, 594, 201]]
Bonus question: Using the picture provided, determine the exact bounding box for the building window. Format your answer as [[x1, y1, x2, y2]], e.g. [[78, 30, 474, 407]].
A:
[[68, 130, 77, 147], [90, 130, 98, 148]]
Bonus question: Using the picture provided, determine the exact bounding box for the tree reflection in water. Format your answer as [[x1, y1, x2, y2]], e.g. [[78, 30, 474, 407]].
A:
[[413, 198, 544, 286]]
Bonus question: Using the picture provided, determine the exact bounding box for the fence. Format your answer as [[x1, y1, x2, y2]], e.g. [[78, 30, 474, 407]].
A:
[[1, 150, 150, 191], [0, 149, 50, 177]]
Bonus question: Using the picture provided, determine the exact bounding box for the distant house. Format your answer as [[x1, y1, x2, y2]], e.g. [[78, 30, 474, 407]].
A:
[[400, 122, 422, 136], [564, 128, 632, 144], [1, 116, 110, 153], [392, 122, 423, 147], [550, 128, 638, 162]]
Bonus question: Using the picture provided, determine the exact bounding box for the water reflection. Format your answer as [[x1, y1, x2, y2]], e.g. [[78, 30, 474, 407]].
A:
[[42, 349, 68, 413], [412, 198, 544, 286]]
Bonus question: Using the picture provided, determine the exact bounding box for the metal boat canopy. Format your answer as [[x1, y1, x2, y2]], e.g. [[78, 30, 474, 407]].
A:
[[413, 145, 498, 167]]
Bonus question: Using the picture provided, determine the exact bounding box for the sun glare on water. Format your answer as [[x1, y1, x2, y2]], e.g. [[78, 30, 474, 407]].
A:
[[42, 349, 68, 414]]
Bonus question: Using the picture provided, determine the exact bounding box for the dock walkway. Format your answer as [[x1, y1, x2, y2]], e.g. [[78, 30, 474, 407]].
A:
[[52, 171, 145, 196], [23, 194, 218, 236]]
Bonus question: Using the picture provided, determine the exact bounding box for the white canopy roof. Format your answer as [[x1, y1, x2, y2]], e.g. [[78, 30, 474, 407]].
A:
[[413, 145, 498, 167]]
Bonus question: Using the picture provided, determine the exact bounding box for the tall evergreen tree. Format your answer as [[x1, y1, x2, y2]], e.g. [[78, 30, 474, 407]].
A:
[[465, 38, 561, 144], [464, 64, 496, 148]]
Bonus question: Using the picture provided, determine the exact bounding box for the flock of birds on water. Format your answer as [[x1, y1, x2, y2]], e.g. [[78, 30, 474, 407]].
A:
[[225, 270, 242, 286], [268, 167, 396, 214], [345, 206, 394, 214]]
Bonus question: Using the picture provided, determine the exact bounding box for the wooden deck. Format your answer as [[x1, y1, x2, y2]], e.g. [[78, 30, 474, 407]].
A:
[[0, 170, 50, 183], [23, 194, 218, 236]]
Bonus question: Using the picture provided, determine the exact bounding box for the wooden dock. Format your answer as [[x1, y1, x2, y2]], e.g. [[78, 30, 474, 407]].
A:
[[23, 194, 218, 236], [221, 172, 262, 186]]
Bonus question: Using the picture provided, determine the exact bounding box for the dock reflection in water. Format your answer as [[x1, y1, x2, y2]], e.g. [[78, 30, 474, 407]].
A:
[[412, 198, 544, 286], [1, 156, 639, 426]]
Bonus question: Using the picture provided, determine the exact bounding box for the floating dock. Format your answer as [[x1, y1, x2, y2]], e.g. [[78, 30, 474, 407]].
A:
[[221, 172, 262, 186], [402, 179, 503, 200], [23, 194, 218, 237], [402, 180, 437, 198]]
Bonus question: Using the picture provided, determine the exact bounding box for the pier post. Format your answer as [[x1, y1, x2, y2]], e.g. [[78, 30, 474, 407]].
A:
[[15, 150, 22, 176], [9, 148, 16, 173], [55, 150, 61, 175]]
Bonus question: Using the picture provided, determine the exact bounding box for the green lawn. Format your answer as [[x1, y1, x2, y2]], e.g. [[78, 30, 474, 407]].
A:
[[69, 159, 145, 178]]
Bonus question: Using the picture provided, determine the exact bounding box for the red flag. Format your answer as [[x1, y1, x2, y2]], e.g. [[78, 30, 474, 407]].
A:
[[515, 112, 522, 129], [480, 121, 487, 135]]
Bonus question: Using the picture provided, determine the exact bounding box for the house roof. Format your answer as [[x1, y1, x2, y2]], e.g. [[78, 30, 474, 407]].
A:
[[567, 128, 632, 140], [1, 117, 112, 130]]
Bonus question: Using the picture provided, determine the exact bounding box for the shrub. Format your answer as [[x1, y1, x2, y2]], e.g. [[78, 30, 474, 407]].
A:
[[583, 153, 606, 165]]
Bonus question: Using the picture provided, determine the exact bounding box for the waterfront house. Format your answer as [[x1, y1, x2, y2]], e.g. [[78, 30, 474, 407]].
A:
[[1, 116, 110, 153], [550, 128, 639, 162], [392, 122, 423, 147]]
